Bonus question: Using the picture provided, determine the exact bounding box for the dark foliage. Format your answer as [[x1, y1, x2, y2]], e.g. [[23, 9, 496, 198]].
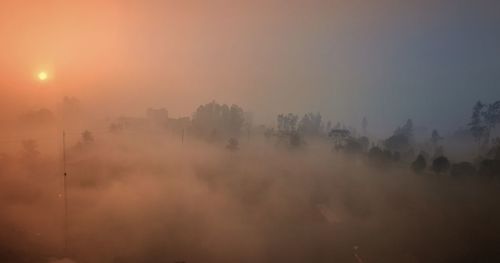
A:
[[478, 159, 500, 177], [329, 129, 368, 154], [368, 146, 393, 165], [384, 119, 414, 153], [468, 100, 500, 149], [277, 113, 299, 134], [411, 154, 426, 173], [432, 156, 451, 174], [192, 101, 245, 139], [329, 128, 351, 148], [298, 112, 322, 136]]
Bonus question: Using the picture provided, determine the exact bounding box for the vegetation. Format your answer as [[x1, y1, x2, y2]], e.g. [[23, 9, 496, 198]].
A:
[[2, 99, 500, 263]]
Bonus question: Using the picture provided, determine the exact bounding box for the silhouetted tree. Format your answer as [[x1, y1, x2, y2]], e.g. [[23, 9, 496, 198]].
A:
[[469, 101, 486, 147], [342, 138, 364, 154], [478, 159, 500, 177], [274, 113, 306, 149], [368, 146, 393, 165], [298, 113, 322, 136], [329, 128, 351, 149], [481, 101, 500, 147], [384, 134, 410, 152], [431, 129, 441, 143], [384, 119, 414, 153], [431, 129, 443, 147], [277, 113, 299, 134], [418, 150, 430, 162], [243, 112, 253, 140], [468, 100, 500, 150], [228, 104, 245, 134], [432, 156, 450, 174], [411, 154, 427, 173], [192, 101, 245, 138], [395, 119, 414, 138], [328, 128, 369, 154]]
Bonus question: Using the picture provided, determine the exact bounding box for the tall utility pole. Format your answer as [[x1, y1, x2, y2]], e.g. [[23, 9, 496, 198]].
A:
[[62, 131, 68, 255]]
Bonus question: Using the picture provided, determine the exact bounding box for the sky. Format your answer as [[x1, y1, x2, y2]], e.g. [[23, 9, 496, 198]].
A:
[[1, 0, 500, 135]]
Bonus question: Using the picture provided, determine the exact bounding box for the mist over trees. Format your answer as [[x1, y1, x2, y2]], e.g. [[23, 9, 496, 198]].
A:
[[192, 101, 245, 140], [411, 154, 426, 173], [3, 0, 500, 261], [468, 100, 500, 150], [298, 112, 322, 136], [11, 98, 500, 176], [2, 98, 500, 263], [384, 119, 414, 153], [276, 113, 299, 134], [95, 99, 500, 176]]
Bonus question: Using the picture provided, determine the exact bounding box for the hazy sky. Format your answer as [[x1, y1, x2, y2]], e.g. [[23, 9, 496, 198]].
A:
[[1, 0, 499, 135]]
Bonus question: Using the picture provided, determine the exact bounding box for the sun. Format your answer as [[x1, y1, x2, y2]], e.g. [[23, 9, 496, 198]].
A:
[[38, 71, 48, 81]]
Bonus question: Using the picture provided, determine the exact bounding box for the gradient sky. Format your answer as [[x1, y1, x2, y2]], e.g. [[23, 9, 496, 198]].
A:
[[1, 0, 499, 135]]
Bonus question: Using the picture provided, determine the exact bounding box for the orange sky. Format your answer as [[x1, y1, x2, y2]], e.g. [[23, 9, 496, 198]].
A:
[[0, 1, 126, 116], [2, 0, 353, 120], [2, 0, 499, 133]]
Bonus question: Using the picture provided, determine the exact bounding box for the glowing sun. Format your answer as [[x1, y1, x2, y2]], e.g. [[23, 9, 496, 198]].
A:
[[38, 71, 48, 81]]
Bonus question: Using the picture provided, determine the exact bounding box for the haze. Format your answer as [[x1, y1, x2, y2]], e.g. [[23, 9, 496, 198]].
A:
[[1, 0, 499, 133], [1, 1, 500, 263]]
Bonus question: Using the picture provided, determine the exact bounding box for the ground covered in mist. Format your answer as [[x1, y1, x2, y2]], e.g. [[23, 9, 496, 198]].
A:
[[1, 133, 499, 263]]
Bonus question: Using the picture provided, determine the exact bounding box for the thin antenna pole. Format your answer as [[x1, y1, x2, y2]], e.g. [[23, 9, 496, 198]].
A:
[[62, 131, 68, 255]]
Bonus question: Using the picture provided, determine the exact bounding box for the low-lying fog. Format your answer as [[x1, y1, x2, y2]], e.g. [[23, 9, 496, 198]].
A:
[[2, 1, 500, 262], [1, 120, 499, 263]]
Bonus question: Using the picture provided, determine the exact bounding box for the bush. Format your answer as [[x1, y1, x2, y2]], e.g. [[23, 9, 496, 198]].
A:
[[411, 154, 426, 173], [432, 156, 450, 174]]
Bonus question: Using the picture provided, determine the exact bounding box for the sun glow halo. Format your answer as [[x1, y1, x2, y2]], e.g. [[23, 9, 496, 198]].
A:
[[38, 71, 48, 81]]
